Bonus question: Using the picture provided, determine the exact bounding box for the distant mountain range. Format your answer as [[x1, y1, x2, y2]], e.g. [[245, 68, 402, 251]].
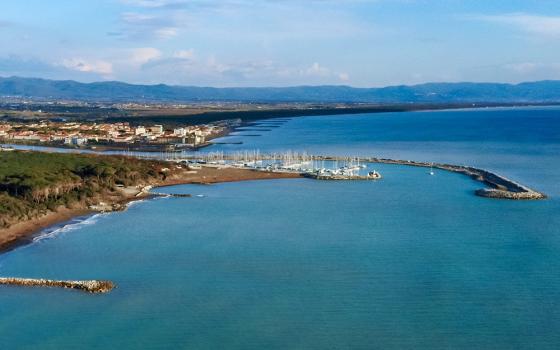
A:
[[1, 76, 560, 104]]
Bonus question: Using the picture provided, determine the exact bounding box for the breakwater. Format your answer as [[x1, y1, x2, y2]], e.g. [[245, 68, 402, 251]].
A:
[[169, 152, 546, 200], [341, 157, 546, 200], [0, 277, 114, 293]]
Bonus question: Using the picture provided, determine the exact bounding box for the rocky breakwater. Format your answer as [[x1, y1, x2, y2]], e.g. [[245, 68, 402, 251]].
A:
[[466, 168, 546, 200], [432, 165, 547, 200], [342, 157, 547, 200], [0, 277, 115, 293]]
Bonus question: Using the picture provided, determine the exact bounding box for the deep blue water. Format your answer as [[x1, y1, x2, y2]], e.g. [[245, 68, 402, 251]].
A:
[[212, 107, 560, 197], [0, 107, 559, 349]]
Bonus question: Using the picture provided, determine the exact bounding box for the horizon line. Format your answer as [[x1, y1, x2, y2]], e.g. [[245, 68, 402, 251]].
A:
[[1, 75, 558, 90]]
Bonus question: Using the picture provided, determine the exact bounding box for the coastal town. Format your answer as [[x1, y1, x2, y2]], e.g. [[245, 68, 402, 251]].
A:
[[0, 119, 239, 149]]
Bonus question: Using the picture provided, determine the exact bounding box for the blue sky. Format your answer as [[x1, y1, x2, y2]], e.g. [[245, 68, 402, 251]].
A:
[[0, 0, 559, 87]]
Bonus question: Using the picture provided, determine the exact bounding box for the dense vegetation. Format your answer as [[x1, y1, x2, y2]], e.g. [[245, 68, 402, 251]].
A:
[[0, 151, 166, 228]]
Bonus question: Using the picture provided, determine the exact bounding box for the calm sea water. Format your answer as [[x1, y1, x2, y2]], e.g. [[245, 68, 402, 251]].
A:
[[0, 107, 559, 349]]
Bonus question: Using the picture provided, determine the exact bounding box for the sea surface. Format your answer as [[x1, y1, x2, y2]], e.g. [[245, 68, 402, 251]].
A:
[[1, 107, 559, 349]]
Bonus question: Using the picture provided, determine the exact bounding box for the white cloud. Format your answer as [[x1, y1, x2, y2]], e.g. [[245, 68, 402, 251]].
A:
[[474, 13, 560, 38], [154, 27, 178, 39], [120, 0, 376, 9], [121, 12, 155, 24], [118, 12, 181, 40], [338, 72, 350, 82], [172, 49, 195, 60], [120, 0, 187, 8], [120, 52, 353, 86], [129, 47, 162, 65], [62, 58, 113, 75], [303, 62, 330, 77]]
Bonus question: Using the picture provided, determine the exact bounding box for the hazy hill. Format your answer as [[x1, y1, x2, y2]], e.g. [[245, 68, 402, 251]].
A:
[[1, 76, 559, 103]]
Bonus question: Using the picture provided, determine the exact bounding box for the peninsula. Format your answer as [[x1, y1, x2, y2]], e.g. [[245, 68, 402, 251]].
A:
[[0, 150, 301, 252]]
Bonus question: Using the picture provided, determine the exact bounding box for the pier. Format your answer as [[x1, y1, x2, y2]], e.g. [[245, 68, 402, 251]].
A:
[[0, 277, 115, 293], [302, 172, 381, 181], [163, 151, 546, 200]]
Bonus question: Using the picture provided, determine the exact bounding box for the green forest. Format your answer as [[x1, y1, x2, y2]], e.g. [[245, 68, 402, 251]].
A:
[[0, 151, 166, 228]]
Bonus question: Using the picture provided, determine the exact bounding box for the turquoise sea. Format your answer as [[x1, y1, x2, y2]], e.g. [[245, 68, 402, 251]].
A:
[[1, 107, 559, 349]]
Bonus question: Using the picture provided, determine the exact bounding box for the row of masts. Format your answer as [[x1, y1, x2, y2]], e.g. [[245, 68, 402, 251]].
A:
[[160, 150, 362, 163], [158, 150, 368, 176]]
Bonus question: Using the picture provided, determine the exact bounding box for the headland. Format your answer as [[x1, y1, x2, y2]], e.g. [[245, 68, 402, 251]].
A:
[[0, 150, 302, 253]]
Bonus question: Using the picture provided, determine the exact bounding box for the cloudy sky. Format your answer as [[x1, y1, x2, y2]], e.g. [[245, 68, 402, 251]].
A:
[[0, 0, 558, 87]]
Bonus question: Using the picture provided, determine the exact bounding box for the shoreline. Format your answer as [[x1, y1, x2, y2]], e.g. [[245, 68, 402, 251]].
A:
[[163, 153, 547, 200], [0, 166, 302, 254], [3, 104, 556, 154], [0, 155, 546, 255], [0, 207, 93, 253], [104, 102, 560, 127], [0, 147, 547, 255]]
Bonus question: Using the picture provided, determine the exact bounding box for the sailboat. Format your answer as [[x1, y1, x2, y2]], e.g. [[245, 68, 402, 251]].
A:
[[429, 163, 435, 176]]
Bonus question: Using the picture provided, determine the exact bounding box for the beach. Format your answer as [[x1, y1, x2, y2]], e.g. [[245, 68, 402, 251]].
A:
[[0, 107, 558, 349], [0, 166, 302, 253], [0, 146, 547, 253]]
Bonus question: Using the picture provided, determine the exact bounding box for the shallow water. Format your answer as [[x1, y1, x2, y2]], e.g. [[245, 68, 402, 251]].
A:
[[0, 107, 559, 349]]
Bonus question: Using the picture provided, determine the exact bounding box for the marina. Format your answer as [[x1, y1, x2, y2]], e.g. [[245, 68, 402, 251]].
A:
[[0, 107, 557, 349], [170, 151, 383, 181], [0, 142, 547, 198], [159, 151, 546, 199]]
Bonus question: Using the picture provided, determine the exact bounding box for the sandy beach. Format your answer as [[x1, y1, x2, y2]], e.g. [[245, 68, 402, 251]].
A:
[[0, 166, 302, 253]]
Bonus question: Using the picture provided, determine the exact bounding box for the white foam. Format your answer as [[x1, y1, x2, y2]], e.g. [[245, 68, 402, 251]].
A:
[[32, 213, 106, 243], [126, 198, 147, 208]]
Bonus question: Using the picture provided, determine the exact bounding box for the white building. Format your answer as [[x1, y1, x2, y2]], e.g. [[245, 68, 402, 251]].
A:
[[65, 137, 88, 146], [173, 128, 186, 137]]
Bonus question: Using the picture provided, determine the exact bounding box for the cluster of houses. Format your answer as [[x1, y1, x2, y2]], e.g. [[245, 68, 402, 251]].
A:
[[0, 120, 234, 147]]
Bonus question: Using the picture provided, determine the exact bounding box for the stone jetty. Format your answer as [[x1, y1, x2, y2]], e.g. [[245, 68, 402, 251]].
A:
[[165, 152, 546, 200], [357, 157, 547, 200], [0, 277, 115, 293]]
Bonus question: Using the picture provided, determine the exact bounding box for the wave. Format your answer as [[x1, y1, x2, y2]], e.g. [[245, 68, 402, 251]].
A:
[[31, 197, 157, 244], [125, 198, 148, 208], [32, 213, 106, 243]]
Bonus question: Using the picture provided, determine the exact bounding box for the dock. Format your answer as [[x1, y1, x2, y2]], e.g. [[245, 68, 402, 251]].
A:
[[302, 172, 381, 181]]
